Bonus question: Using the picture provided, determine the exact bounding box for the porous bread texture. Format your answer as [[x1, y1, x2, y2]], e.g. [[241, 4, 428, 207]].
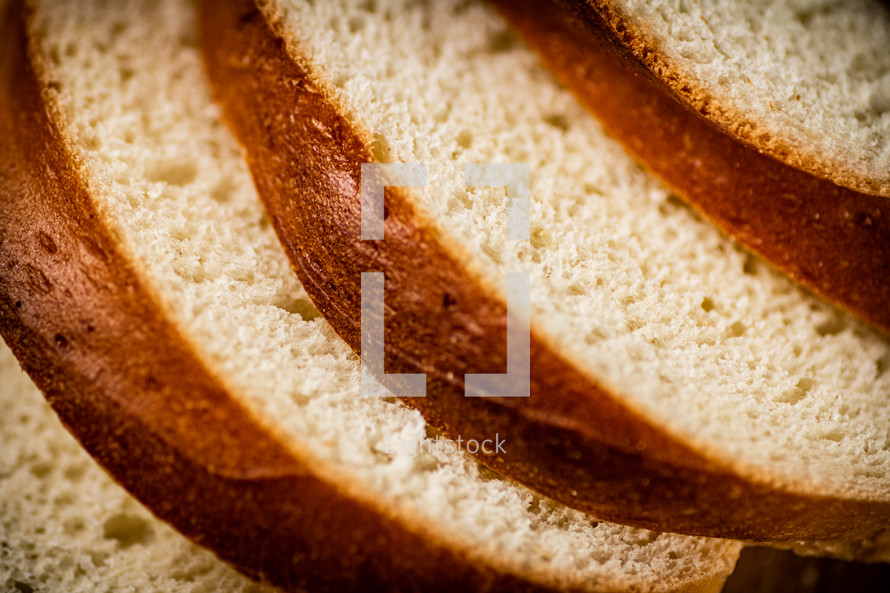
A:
[[0, 344, 271, 593], [23, 0, 740, 589], [265, 0, 890, 499], [595, 0, 890, 197]]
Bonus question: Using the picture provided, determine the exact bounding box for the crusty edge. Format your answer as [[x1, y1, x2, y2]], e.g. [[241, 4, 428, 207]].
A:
[[579, 0, 890, 198], [523, 0, 890, 334], [200, 0, 890, 541], [0, 2, 707, 592]]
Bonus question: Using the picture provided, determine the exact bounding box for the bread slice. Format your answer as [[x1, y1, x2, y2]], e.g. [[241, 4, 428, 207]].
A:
[[492, 0, 890, 333], [0, 0, 741, 591], [0, 343, 273, 593], [201, 0, 890, 541], [573, 0, 890, 197]]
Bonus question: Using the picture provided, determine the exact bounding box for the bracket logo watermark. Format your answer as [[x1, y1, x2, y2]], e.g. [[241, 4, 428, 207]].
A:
[[360, 163, 531, 399]]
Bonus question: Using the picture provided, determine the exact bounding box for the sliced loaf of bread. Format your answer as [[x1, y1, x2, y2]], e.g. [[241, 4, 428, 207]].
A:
[[201, 0, 890, 541], [0, 0, 741, 590], [0, 343, 272, 593], [496, 0, 890, 332]]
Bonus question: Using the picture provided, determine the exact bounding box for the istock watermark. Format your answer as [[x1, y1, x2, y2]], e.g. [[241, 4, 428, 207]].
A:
[[379, 433, 507, 458], [359, 162, 531, 399]]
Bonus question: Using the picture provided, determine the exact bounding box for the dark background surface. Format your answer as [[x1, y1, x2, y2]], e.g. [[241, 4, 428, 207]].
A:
[[723, 547, 890, 592]]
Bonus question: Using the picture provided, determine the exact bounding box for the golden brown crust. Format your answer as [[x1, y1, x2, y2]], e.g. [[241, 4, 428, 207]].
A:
[[578, 0, 890, 199], [0, 2, 644, 591], [201, 0, 890, 541], [534, 0, 890, 334]]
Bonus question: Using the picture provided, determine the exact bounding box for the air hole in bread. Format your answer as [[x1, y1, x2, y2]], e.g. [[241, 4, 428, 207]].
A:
[[584, 327, 607, 346], [583, 183, 604, 197], [102, 514, 154, 548], [488, 29, 518, 53], [348, 15, 365, 33], [277, 297, 321, 321], [815, 314, 847, 337], [456, 130, 473, 149], [210, 179, 234, 204], [568, 283, 586, 296], [821, 429, 845, 443], [109, 21, 126, 37], [776, 378, 814, 405], [543, 114, 570, 131], [659, 194, 685, 215], [529, 227, 550, 249], [89, 550, 110, 568], [64, 463, 89, 483], [63, 518, 85, 536], [146, 160, 198, 187], [742, 254, 758, 275], [29, 463, 52, 479]]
